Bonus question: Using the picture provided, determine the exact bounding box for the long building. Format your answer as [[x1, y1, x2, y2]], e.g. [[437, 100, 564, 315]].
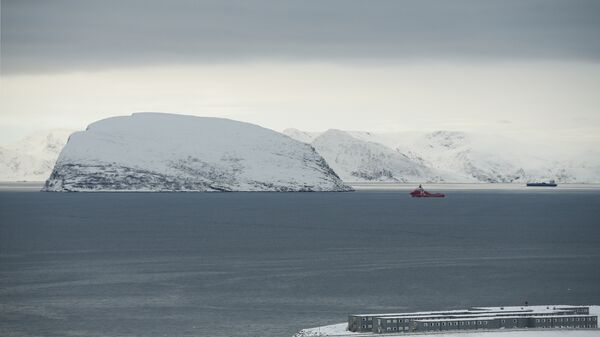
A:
[[348, 305, 597, 334]]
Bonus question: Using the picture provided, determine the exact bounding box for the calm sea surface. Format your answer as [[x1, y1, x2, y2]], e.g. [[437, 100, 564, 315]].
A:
[[1, 187, 599, 337]]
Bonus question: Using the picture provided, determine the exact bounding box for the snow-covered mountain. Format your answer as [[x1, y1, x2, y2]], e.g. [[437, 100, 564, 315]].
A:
[[546, 149, 600, 183], [44, 113, 351, 192], [0, 129, 75, 181], [284, 129, 600, 183], [309, 129, 465, 182], [282, 128, 321, 144], [382, 130, 551, 183], [5, 122, 598, 185], [372, 130, 600, 183]]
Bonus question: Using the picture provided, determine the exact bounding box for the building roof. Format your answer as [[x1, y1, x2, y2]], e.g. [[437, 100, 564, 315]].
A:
[[352, 305, 586, 318], [366, 306, 593, 321], [412, 314, 594, 323]]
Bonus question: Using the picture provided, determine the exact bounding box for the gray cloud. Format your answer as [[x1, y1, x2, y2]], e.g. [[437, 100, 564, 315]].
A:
[[2, 0, 600, 74]]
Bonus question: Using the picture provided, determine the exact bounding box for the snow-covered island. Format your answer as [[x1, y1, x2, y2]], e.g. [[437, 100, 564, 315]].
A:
[[43, 113, 351, 192], [294, 305, 600, 337]]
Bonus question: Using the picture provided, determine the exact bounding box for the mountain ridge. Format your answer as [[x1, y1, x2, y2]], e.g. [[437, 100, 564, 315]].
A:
[[2, 122, 598, 184], [284, 128, 600, 183]]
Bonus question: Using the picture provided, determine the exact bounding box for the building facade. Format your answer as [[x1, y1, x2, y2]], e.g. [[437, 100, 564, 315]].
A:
[[348, 305, 597, 334]]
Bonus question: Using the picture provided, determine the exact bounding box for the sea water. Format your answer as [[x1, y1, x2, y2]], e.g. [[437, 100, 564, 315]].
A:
[[1, 187, 599, 337]]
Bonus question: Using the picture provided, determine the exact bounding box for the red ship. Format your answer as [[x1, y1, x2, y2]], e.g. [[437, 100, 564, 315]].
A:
[[410, 185, 445, 198]]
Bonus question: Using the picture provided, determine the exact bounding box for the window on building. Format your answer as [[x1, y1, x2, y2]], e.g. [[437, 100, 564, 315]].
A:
[[424, 323, 428, 327], [362, 317, 367, 321], [484, 321, 488, 325]]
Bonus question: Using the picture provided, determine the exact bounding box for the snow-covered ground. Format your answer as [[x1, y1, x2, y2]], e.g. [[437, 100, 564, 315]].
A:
[[294, 306, 600, 337], [44, 113, 350, 192]]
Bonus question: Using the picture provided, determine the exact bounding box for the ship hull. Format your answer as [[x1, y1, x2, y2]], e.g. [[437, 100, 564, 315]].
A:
[[410, 189, 445, 198]]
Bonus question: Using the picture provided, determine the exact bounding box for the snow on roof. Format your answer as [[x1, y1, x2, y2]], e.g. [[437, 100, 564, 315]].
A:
[[351, 310, 472, 317], [471, 305, 587, 312], [413, 314, 594, 322], [377, 312, 528, 320], [353, 305, 590, 319], [372, 308, 588, 320]]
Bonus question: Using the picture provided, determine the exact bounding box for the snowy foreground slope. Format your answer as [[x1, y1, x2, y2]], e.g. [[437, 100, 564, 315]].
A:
[[294, 305, 600, 337], [284, 129, 600, 183], [44, 113, 350, 192], [0, 129, 74, 181]]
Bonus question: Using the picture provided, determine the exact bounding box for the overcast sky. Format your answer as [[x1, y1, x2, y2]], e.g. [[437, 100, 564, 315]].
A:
[[1, 0, 600, 147]]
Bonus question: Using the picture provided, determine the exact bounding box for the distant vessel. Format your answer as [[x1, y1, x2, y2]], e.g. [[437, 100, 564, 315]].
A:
[[526, 180, 557, 187], [410, 185, 445, 198]]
